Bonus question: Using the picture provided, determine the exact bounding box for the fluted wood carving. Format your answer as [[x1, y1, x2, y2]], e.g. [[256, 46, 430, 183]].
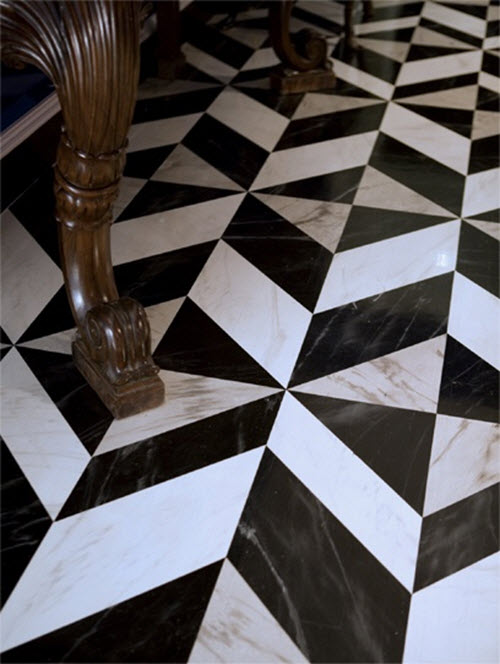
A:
[[1, 1, 164, 417]]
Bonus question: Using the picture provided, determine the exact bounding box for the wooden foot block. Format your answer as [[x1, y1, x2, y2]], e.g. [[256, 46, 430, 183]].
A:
[[157, 53, 186, 81], [270, 66, 336, 94], [73, 340, 165, 419]]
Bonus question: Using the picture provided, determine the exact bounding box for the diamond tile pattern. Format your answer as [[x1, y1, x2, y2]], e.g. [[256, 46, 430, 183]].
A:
[[1, 1, 498, 662]]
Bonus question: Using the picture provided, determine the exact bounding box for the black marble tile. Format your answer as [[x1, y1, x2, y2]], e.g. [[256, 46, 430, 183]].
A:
[[256, 166, 364, 204], [338, 206, 454, 252], [366, 1, 423, 22], [293, 393, 435, 513], [230, 65, 278, 87], [183, 114, 269, 189], [414, 483, 499, 591], [123, 145, 175, 179], [154, 298, 280, 388], [482, 51, 500, 77], [476, 86, 500, 112], [229, 450, 410, 663], [16, 287, 74, 344], [331, 76, 382, 99], [418, 17, 483, 48], [438, 335, 499, 423], [369, 133, 465, 217], [469, 134, 500, 175], [132, 87, 221, 124], [275, 103, 386, 150], [182, 12, 253, 69], [1, 440, 52, 608], [456, 221, 499, 297], [357, 27, 416, 42], [115, 180, 237, 222], [444, 2, 487, 19], [59, 393, 283, 519], [399, 103, 473, 137], [487, 19, 500, 38], [335, 43, 401, 84], [394, 72, 478, 100], [471, 208, 500, 222], [0, 346, 12, 360], [232, 82, 304, 118], [406, 44, 472, 62], [292, 5, 342, 35], [290, 273, 453, 386], [0, 327, 12, 344], [2, 562, 222, 663], [17, 347, 113, 455], [223, 195, 333, 311]]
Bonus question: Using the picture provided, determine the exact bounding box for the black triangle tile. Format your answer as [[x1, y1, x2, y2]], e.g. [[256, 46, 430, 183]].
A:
[[153, 298, 281, 388], [16, 287, 73, 344], [483, 51, 500, 77], [469, 134, 499, 175], [337, 206, 454, 252], [17, 347, 114, 455], [232, 82, 305, 118], [470, 209, 500, 222], [1, 439, 52, 608], [438, 335, 499, 423], [370, 133, 464, 216], [133, 87, 221, 124], [275, 103, 386, 150], [123, 145, 176, 180], [229, 449, 410, 663], [444, 2, 487, 19], [182, 13, 254, 69], [182, 114, 269, 189], [414, 483, 499, 592], [367, 1, 423, 22], [457, 221, 499, 297], [394, 72, 478, 100], [1, 561, 222, 663], [59, 393, 283, 519], [115, 180, 237, 222], [487, 19, 500, 39], [334, 43, 401, 84], [357, 27, 416, 42], [176, 61, 225, 85], [222, 195, 332, 311], [418, 17, 483, 48], [406, 44, 473, 62], [1, 327, 12, 345], [293, 393, 435, 513], [0, 346, 12, 361], [330, 76, 383, 99], [476, 86, 500, 112], [256, 166, 364, 204], [290, 273, 453, 386], [292, 5, 342, 34], [399, 103, 473, 137]]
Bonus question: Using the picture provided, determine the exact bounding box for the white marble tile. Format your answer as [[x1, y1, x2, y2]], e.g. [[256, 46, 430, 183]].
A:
[[182, 43, 238, 84], [0, 349, 89, 519], [448, 272, 500, 370], [478, 71, 500, 94], [397, 85, 479, 111], [112, 176, 147, 221], [254, 193, 351, 253], [189, 560, 307, 663], [207, 87, 289, 151], [403, 553, 499, 663], [251, 131, 378, 191], [484, 35, 500, 50], [381, 103, 470, 175], [354, 15, 420, 36], [137, 77, 220, 101], [488, 4, 500, 21], [354, 166, 454, 216], [462, 167, 500, 217], [422, 1, 486, 39], [189, 241, 311, 387], [127, 114, 201, 153], [0, 210, 63, 343], [357, 38, 410, 63], [397, 50, 482, 87], [152, 144, 243, 191], [424, 415, 499, 517], [295, 336, 446, 413], [95, 370, 281, 455], [464, 219, 500, 241], [18, 328, 75, 355], [292, 92, 381, 120], [331, 59, 394, 100], [411, 25, 474, 51], [223, 26, 268, 50], [111, 194, 245, 265], [0, 448, 264, 652], [145, 298, 184, 353], [315, 219, 460, 311], [240, 47, 281, 72], [267, 392, 421, 590], [296, 0, 344, 26]]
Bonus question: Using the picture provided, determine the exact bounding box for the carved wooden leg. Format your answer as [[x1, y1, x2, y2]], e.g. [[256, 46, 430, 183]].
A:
[[268, 0, 335, 94], [156, 0, 186, 80], [0, 1, 165, 418]]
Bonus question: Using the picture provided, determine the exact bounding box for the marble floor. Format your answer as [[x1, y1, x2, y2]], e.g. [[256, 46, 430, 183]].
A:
[[1, 0, 499, 662]]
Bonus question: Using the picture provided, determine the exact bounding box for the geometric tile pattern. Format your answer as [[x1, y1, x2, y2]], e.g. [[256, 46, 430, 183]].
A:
[[1, 0, 498, 661]]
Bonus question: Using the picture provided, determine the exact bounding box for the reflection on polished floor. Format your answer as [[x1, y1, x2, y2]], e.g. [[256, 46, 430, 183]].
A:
[[1, 0, 499, 662]]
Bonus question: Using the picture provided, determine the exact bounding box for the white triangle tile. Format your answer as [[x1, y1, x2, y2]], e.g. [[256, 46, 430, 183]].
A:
[[421, 2, 487, 40], [478, 71, 500, 94], [1, 210, 63, 344], [292, 92, 382, 120], [294, 336, 446, 413], [397, 51, 482, 87], [152, 144, 243, 191], [471, 110, 500, 141], [127, 114, 202, 153], [397, 85, 479, 111], [484, 36, 500, 51], [254, 193, 351, 253], [112, 176, 147, 221], [411, 25, 475, 51], [0, 448, 264, 652], [354, 15, 420, 37], [19, 328, 75, 355], [111, 194, 245, 265], [137, 77, 221, 101], [182, 43, 238, 84], [354, 166, 454, 217], [403, 553, 499, 664], [189, 560, 307, 663], [189, 241, 311, 386], [234, 77, 269, 91], [146, 298, 185, 353], [95, 370, 282, 456], [224, 26, 269, 50], [424, 414, 499, 517], [462, 167, 500, 219], [240, 47, 280, 72], [0, 349, 89, 519], [267, 392, 421, 591], [464, 218, 500, 241], [332, 59, 394, 100], [357, 38, 410, 63]]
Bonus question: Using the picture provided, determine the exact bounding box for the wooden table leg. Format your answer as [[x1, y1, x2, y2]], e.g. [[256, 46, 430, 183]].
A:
[[1, 1, 165, 418], [156, 0, 186, 80], [268, 0, 335, 94]]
